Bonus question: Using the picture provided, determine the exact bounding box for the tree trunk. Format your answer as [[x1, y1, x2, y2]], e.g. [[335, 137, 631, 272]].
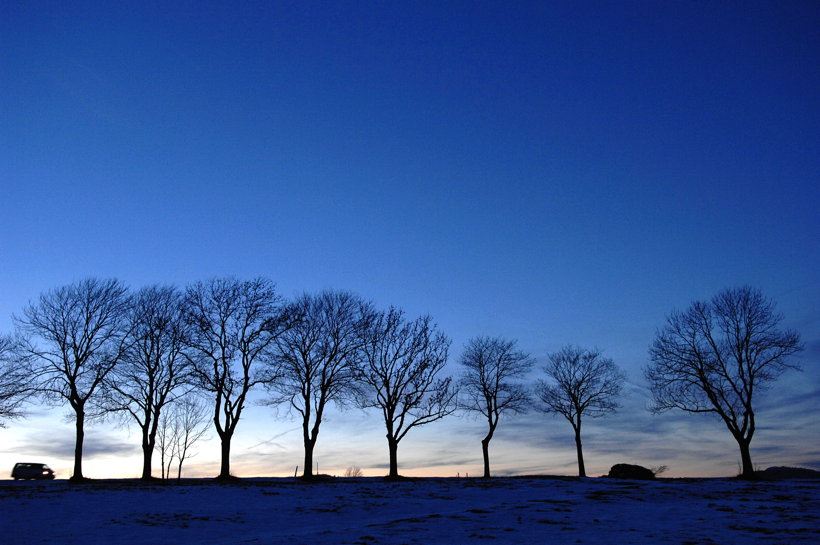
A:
[[141, 416, 154, 480], [481, 438, 491, 479], [387, 436, 399, 478], [140, 404, 154, 480], [481, 418, 497, 479], [574, 426, 586, 478], [141, 439, 154, 480], [738, 438, 755, 479], [217, 434, 232, 479], [160, 443, 166, 479], [303, 438, 315, 478], [71, 407, 85, 481]]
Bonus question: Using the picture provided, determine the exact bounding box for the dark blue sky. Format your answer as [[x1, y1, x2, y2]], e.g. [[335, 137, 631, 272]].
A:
[[1, 2, 818, 477]]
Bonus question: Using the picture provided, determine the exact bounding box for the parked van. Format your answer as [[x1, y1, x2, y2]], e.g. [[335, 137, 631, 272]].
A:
[[11, 463, 55, 480]]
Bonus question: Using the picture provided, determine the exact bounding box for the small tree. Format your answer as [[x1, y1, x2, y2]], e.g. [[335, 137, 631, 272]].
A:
[[155, 398, 209, 480], [170, 397, 210, 480], [0, 334, 31, 426], [343, 466, 364, 478], [359, 307, 455, 479], [156, 409, 175, 480], [105, 285, 190, 479], [459, 336, 533, 478], [15, 278, 130, 481], [535, 346, 624, 478], [268, 291, 371, 479], [183, 277, 286, 480], [646, 286, 803, 478]]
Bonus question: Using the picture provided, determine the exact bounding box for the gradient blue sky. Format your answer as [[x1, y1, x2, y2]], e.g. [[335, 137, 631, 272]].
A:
[[1, 1, 818, 478]]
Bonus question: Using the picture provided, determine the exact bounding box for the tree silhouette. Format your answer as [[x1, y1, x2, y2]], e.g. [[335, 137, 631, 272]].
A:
[[104, 285, 191, 479], [267, 291, 371, 478], [156, 408, 174, 480], [169, 397, 210, 480], [459, 336, 533, 478], [646, 286, 802, 478], [0, 334, 32, 426], [15, 278, 130, 481], [182, 277, 286, 480], [535, 346, 624, 478], [358, 307, 455, 479]]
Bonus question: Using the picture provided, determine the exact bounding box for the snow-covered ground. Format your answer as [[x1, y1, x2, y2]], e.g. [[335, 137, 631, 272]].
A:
[[2, 477, 818, 544]]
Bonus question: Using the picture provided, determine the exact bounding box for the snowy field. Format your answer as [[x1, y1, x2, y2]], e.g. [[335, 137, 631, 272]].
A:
[[2, 477, 818, 544]]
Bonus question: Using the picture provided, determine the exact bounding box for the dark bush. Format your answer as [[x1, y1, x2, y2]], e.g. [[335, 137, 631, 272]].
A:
[[607, 463, 656, 480]]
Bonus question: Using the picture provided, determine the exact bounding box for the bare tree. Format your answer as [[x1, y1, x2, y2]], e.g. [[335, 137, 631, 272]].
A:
[[170, 397, 210, 480], [182, 277, 286, 480], [646, 286, 803, 478], [459, 336, 533, 478], [0, 334, 32, 426], [155, 397, 209, 480], [14, 278, 130, 481], [156, 408, 174, 480], [535, 346, 624, 478], [268, 291, 371, 479], [358, 307, 455, 479], [343, 466, 363, 477], [104, 286, 190, 479]]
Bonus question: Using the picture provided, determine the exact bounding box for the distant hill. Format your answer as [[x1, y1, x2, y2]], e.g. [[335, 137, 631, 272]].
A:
[[758, 466, 820, 480]]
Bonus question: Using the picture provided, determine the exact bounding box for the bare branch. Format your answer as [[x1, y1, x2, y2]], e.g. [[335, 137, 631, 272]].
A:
[[0, 334, 34, 425]]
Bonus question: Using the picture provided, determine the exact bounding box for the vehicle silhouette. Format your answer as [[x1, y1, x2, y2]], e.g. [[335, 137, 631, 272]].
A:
[[11, 463, 55, 480]]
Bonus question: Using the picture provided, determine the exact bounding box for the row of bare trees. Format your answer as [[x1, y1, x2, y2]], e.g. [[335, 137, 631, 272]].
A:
[[459, 339, 626, 478], [0, 281, 803, 480], [0, 278, 459, 481], [460, 286, 804, 479]]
